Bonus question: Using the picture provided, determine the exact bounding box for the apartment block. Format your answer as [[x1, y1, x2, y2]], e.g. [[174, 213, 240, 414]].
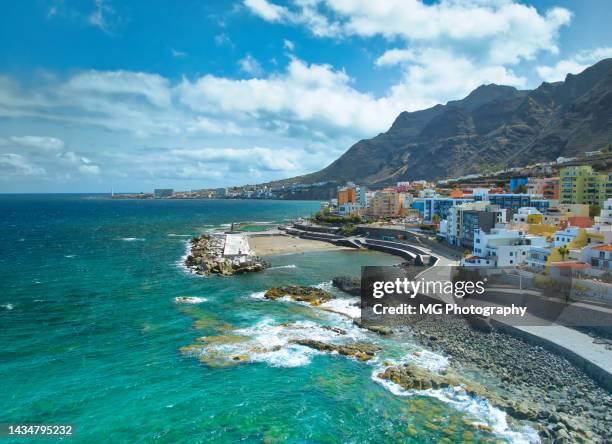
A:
[[527, 177, 559, 199], [464, 228, 547, 267], [560, 165, 611, 206], [485, 193, 550, 212], [419, 197, 473, 222], [445, 201, 498, 248], [369, 189, 405, 218]]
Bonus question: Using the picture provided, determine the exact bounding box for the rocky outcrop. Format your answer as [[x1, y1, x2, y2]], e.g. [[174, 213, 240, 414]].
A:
[[353, 318, 393, 335], [377, 362, 596, 442], [185, 234, 269, 276], [264, 286, 333, 306], [292, 339, 381, 361], [332, 276, 361, 295]]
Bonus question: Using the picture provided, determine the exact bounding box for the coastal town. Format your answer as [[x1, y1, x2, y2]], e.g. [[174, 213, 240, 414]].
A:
[[174, 149, 612, 303]]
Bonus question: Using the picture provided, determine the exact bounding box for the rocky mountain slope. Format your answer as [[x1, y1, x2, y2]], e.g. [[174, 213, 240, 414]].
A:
[[283, 58, 612, 187]]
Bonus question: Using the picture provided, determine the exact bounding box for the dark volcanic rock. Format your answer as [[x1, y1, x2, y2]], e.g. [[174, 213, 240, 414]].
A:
[[292, 339, 381, 361], [332, 276, 361, 295], [264, 286, 333, 306]]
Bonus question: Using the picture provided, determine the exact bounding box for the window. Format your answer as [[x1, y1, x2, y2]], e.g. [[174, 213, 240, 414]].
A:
[[509, 260, 514, 264]]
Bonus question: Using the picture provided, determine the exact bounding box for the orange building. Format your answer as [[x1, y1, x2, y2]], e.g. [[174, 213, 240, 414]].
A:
[[450, 188, 464, 198], [338, 187, 357, 205]]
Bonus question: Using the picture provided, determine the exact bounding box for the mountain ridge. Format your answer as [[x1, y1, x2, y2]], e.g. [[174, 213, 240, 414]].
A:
[[270, 58, 612, 188]]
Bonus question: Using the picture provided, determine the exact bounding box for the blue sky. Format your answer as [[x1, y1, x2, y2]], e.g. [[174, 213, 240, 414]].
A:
[[1, 0, 611, 193]]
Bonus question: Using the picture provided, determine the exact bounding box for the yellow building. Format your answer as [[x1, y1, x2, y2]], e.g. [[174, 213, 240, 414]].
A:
[[369, 189, 404, 218], [559, 165, 611, 206]]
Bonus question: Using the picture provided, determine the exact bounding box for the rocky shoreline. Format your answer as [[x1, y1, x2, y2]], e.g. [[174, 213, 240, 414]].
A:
[[264, 285, 333, 306], [185, 233, 269, 276], [328, 272, 612, 442], [257, 274, 612, 441]]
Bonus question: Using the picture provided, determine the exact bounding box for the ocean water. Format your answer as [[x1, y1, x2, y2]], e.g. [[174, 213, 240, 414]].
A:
[[0, 195, 536, 443]]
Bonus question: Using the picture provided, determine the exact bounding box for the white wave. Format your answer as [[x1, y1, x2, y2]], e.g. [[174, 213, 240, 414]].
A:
[[176, 239, 196, 275], [314, 280, 333, 291], [167, 233, 191, 237], [174, 296, 207, 304], [371, 364, 539, 443], [268, 264, 297, 270], [2, 303, 13, 310], [248, 291, 267, 300], [194, 318, 369, 368], [118, 237, 145, 242], [64, 254, 76, 258], [320, 297, 361, 320], [403, 349, 449, 373]]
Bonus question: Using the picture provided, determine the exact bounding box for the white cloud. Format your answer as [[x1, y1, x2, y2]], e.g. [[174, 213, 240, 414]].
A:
[[245, 0, 571, 64], [214, 33, 232, 47], [243, 0, 290, 22], [536, 47, 612, 82], [177, 58, 396, 135], [88, 0, 116, 34], [0, 153, 46, 177], [386, 48, 527, 111], [10, 136, 65, 151], [375, 49, 416, 67], [238, 54, 264, 77], [283, 39, 295, 51]]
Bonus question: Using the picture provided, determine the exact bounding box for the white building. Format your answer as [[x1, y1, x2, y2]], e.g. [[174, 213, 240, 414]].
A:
[[581, 244, 612, 271], [419, 188, 438, 199], [512, 207, 541, 224], [338, 202, 362, 216], [527, 245, 552, 271], [471, 188, 490, 198], [463, 228, 547, 267], [594, 198, 612, 231], [553, 227, 580, 247]]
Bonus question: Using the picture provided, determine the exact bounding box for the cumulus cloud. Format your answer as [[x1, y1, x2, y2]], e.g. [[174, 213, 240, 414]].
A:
[[244, 0, 571, 64], [0, 51, 537, 188], [0, 135, 102, 182], [536, 47, 612, 82], [238, 54, 264, 77], [243, 0, 290, 22]]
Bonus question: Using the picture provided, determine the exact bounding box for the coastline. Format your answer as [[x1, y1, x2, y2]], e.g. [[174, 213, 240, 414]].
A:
[[180, 220, 611, 441], [247, 233, 351, 256], [393, 314, 611, 441]]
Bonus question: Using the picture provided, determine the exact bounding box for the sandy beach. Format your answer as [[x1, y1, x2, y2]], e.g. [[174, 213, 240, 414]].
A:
[[247, 234, 350, 256]]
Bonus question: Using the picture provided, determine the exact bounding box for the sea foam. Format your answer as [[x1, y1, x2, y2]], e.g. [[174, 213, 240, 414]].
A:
[[371, 357, 539, 444]]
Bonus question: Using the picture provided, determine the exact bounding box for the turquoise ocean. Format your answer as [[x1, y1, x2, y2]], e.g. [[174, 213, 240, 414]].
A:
[[0, 195, 538, 443]]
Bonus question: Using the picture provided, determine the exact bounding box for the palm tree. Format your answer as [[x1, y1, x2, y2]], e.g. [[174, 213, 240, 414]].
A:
[[558, 245, 570, 261]]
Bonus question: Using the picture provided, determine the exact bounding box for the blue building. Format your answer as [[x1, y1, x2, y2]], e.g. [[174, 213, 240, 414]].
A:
[[509, 178, 529, 193], [420, 198, 473, 222], [486, 194, 549, 212], [411, 200, 425, 216]]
